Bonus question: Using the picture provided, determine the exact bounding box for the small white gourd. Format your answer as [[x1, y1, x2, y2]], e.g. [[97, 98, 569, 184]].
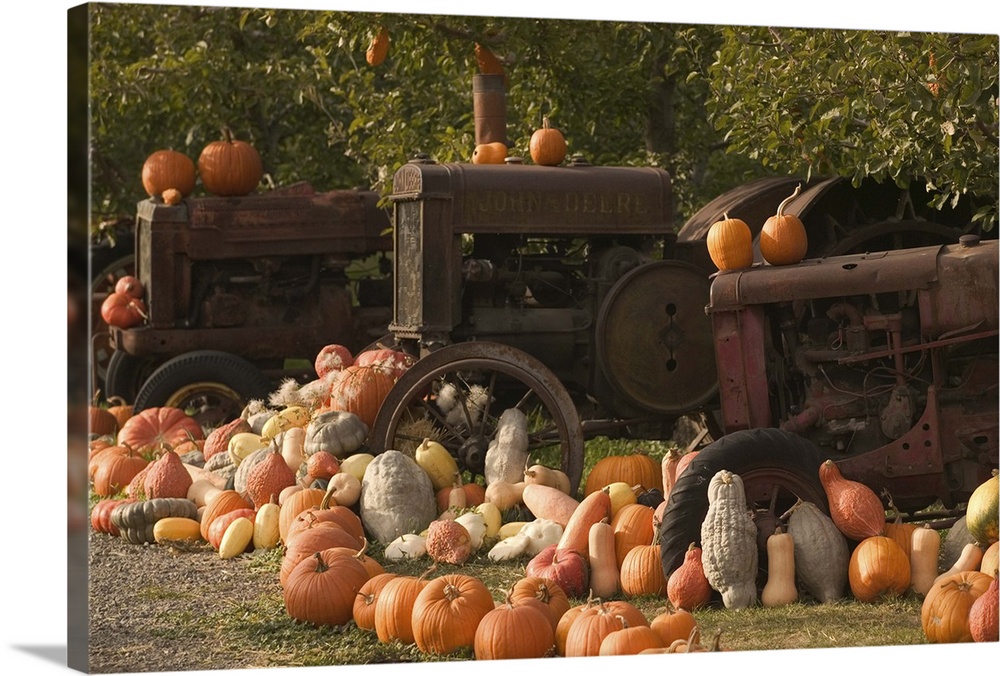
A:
[[485, 408, 530, 486], [384, 533, 428, 561]]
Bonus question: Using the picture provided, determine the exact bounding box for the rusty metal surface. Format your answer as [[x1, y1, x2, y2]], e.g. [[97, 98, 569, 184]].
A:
[[473, 74, 508, 146], [595, 260, 718, 414], [677, 175, 805, 241], [708, 244, 945, 312], [391, 160, 674, 235]]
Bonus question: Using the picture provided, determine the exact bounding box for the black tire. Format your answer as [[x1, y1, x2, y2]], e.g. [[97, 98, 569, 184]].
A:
[[133, 350, 273, 429], [659, 428, 829, 579], [103, 350, 160, 404]]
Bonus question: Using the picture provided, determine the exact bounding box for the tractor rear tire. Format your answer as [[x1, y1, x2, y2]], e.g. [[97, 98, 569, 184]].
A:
[[133, 350, 273, 429], [659, 428, 829, 580]]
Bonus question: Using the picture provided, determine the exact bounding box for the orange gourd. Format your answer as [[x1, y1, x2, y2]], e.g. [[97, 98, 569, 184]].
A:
[[819, 459, 885, 541], [667, 542, 713, 610], [472, 141, 508, 165], [366, 26, 389, 66], [557, 486, 612, 557], [760, 183, 808, 265]]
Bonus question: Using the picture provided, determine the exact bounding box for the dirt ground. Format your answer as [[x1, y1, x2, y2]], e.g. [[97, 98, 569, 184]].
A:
[[84, 528, 280, 674]]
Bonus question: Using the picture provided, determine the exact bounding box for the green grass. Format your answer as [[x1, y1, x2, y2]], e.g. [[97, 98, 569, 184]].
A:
[[112, 536, 941, 671]]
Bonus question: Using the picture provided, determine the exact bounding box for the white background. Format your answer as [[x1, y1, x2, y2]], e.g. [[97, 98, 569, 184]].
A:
[[2, 1, 997, 674]]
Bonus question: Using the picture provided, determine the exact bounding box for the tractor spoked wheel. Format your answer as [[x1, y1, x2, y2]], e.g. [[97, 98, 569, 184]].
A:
[[370, 341, 586, 496]]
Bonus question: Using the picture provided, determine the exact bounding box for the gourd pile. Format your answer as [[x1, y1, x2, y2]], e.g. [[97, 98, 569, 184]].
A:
[[89, 344, 999, 656]]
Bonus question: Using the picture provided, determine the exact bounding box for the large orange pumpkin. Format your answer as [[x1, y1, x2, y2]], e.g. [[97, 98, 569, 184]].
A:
[[116, 407, 204, 455], [283, 549, 370, 627], [584, 450, 661, 495], [411, 574, 495, 655], [848, 535, 911, 602], [198, 127, 263, 196], [141, 149, 196, 198], [707, 212, 754, 271], [921, 570, 992, 643], [759, 183, 808, 266], [326, 364, 396, 429]]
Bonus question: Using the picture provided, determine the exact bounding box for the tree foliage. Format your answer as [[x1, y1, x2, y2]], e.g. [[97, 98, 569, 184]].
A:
[[87, 5, 997, 234], [709, 27, 999, 230]]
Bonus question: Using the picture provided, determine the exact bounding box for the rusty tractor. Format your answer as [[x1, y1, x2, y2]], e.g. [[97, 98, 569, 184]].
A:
[[366, 75, 997, 575], [98, 182, 395, 428]]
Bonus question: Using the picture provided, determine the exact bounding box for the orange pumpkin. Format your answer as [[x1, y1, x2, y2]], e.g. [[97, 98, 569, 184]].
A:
[[352, 572, 398, 632], [326, 364, 396, 429], [649, 604, 699, 646], [474, 594, 555, 660], [759, 183, 808, 266], [117, 406, 204, 455], [619, 534, 667, 597], [921, 570, 992, 643], [529, 116, 567, 166], [375, 573, 430, 645], [707, 212, 754, 271], [411, 574, 495, 654], [848, 535, 911, 602], [283, 549, 371, 627], [508, 576, 570, 630], [584, 450, 661, 496], [198, 127, 263, 197], [141, 149, 196, 198]]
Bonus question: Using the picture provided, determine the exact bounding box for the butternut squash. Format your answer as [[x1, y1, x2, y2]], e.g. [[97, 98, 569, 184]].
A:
[[760, 526, 798, 607], [931, 542, 984, 588], [152, 516, 202, 544], [588, 518, 619, 599], [910, 523, 941, 596], [521, 483, 580, 527], [557, 487, 612, 556], [218, 516, 254, 559]]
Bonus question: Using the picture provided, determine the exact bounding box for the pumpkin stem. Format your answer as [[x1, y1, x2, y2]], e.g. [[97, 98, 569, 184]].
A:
[[221, 125, 234, 144], [776, 183, 802, 218]]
